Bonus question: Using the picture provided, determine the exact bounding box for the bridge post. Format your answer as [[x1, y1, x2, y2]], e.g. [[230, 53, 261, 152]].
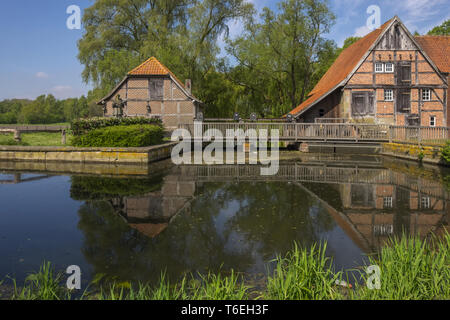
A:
[[13, 130, 21, 142]]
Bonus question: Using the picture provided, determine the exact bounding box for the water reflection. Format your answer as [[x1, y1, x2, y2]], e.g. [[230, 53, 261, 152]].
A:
[[0, 156, 448, 284]]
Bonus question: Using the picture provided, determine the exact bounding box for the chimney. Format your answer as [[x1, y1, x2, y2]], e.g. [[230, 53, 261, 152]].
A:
[[185, 79, 192, 94]]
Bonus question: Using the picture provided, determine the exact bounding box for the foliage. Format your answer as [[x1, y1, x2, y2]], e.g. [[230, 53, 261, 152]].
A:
[[71, 124, 164, 147], [10, 262, 70, 300], [70, 175, 163, 200], [441, 141, 450, 164], [350, 233, 450, 300], [265, 242, 343, 299], [0, 95, 93, 124], [3, 233, 449, 300], [71, 116, 163, 136], [427, 19, 449, 35], [225, 0, 336, 116]]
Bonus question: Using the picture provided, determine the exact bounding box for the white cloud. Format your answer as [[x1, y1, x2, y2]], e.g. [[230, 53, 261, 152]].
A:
[[35, 72, 49, 79]]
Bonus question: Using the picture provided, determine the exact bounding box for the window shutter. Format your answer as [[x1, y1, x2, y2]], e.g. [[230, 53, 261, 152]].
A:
[[149, 79, 164, 100], [368, 92, 374, 114]]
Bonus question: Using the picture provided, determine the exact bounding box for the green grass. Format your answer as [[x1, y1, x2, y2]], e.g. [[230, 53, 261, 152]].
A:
[[2, 233, 449, 300], [265, 242, 343, 300], [349, 233, 450, 300], [0, 132, 72, 146]]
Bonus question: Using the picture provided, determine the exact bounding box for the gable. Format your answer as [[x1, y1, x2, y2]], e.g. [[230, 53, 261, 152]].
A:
[[375, 23, 416, 50]]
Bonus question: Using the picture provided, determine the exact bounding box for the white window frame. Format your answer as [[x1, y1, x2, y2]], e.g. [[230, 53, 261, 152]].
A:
[[385, 63, 394, 73], [430, 115, 436, 127], [421, 196, 430, 209], [383, 197, 393, 208], [384, 89, 393, 101], [422, 89, 431, 101], [375, 63, 384, 73]]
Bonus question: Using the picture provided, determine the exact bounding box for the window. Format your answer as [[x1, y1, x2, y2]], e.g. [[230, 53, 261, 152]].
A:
[[385, 63, 394, 73], [319, 109, 325, 117], [149, 79, 164, 100], [430, 115, 436, 127], [422, 89, 431, 101], [375, 63, 384, 73], [384, 89, 393, 101], [421, 197, 430, 209], [383, 197, 393, 208], [352, 91, 374, 116]]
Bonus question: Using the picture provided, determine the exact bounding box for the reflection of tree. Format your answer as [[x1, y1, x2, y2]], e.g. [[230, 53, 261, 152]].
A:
[[75, 177, 336, 284]]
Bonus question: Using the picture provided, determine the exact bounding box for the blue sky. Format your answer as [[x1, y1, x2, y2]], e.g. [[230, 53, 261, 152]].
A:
[[0, 0, 448, 100]]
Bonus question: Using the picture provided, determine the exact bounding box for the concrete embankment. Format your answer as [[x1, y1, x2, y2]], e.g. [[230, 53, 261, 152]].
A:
[[380, 142, 445, 166], [0, 142, 177, 165]]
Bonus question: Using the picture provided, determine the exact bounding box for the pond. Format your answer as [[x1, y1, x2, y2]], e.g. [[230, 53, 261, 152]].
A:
[[0, 155, 449, 288]]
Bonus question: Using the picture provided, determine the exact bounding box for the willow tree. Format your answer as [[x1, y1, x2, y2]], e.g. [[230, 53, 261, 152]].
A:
[[77, 0, 254, 103], [227, 0, 336, 117]]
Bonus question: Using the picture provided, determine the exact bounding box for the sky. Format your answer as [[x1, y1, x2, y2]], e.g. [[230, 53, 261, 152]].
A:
[[0, 0, 448, 101]]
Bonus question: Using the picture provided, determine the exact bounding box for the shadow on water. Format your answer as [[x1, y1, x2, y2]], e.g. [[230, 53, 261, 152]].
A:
[[0, 155, 449, 286]]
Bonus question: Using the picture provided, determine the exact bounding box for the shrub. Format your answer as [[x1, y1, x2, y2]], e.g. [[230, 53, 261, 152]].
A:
[[441, 141, 450, 164], [71, 117, 163, 136], [71, 124, 164, 147]]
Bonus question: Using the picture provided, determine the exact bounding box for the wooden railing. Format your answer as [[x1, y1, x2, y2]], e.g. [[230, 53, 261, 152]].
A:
[[389, 126, 449, 146], [179, 122, 450, 146], [179, 122, 390, 142]]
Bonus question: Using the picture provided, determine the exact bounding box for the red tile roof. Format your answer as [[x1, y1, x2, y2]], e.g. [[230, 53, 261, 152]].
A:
[[129, 56, 187, 89], [415, 36, 450, 73], [289, 19, 394, 117]]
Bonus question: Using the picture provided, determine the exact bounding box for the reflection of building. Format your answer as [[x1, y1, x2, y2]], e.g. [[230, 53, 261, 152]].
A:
[[111, 173, 196, 238], [341, 182, 447, 251]]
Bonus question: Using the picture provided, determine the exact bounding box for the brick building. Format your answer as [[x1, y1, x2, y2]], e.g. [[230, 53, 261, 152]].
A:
[[98, 57, 202, 130], [289, 16, 450, 127]]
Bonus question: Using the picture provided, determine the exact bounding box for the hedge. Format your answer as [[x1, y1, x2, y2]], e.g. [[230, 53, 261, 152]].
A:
[[71, 124, 164, 147], [71, 117, 163, 136], [441, 141, 450, 164]]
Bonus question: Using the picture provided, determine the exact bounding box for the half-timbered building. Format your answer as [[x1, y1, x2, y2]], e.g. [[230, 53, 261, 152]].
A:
[[288, 16, 450, 127], [98, 57, 202, 130]]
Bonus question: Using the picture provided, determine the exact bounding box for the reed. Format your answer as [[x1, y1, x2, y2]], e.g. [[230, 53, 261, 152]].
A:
[[349, 232, 450, 300], [4, 233, 449, 300], [264, 242, 343, 300], [10, 261, 71, 300]]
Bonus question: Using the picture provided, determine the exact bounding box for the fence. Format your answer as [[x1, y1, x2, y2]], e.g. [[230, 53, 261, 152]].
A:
[[389, 126, 449, 146], [179, 122, 449, 146], [179, 122, 390, 142]]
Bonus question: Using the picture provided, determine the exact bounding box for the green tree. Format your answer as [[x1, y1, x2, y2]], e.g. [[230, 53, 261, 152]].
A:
[[427, 20, 449, 35], [18, 95, 64, 124], [226, 0, 336, 116], [78, 0, 254, 107]]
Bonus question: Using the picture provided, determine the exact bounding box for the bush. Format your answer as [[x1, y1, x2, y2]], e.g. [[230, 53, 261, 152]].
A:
[[71, 117, 163, 136], [71, 124, 164, 147], [441, 141, 450, 164]]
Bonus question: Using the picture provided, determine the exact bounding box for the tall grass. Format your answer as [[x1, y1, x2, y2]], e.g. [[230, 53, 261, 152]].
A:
[[3, 233, 449, 300], [265, 242, 343, 300], [10, 261, 71, 300], [93, 271, 249, 300], [350, 233, 450, 300]]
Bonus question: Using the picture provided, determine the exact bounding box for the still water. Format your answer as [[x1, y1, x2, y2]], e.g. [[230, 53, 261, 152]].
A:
[[0, 155, 449, 287]]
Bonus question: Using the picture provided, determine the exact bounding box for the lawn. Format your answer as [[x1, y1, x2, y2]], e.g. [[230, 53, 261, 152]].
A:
[[0, 132, 72, 147]]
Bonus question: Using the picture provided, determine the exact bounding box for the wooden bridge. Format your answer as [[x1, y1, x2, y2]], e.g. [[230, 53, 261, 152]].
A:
[[179, 122, 450, 146]]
